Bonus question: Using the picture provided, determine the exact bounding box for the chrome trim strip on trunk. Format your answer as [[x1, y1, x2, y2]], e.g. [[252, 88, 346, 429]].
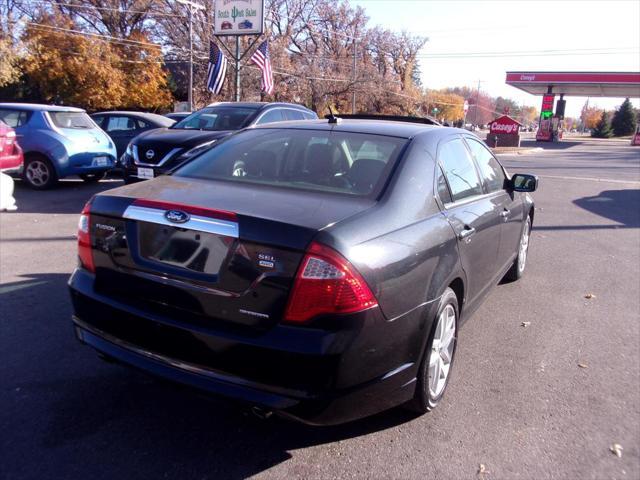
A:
[[122, 205, 239, 237]]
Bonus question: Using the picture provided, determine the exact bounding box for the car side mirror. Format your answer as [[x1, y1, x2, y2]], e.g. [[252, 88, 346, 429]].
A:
[[511, 173, 538, 192]]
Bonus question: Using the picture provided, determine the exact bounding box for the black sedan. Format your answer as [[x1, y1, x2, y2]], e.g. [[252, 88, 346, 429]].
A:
[[69, 119, 537, 425], [91, 111, 175, 159]]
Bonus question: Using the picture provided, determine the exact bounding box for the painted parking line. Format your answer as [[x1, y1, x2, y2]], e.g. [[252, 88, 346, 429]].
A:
[[534, 174, 640, 185], [0, 280, 48, 295]]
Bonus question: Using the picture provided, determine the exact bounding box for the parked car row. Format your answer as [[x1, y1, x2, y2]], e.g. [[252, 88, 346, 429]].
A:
[[0, 102, 318, 189]]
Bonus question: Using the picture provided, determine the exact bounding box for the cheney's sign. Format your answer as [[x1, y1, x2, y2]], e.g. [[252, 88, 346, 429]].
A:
[[489, 115, 522, 135]]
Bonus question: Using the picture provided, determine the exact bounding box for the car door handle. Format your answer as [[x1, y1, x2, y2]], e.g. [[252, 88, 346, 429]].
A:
[[458, 227, 476, 240], [500, 209, 510, 218]]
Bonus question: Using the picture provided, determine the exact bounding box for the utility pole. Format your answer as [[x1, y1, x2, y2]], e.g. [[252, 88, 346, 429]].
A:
[[177, 0, 205, 112], [352, 38, 357, 113], [473, 79, 483, 127]]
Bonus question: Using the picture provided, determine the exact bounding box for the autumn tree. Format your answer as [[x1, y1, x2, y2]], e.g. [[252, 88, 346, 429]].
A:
[[21, 15, 126, 110], [0, 37, 20, 88], [113, 35, 173, 110], [18, 4, 173, 111], [520, 105, 539, 126], [422, 90, 464, 122], [581, 102, 603, 130]]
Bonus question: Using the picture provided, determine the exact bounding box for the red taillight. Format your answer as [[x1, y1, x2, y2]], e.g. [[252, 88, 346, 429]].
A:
[[77, 201, 95, 273], [284, 242, 378, 324]]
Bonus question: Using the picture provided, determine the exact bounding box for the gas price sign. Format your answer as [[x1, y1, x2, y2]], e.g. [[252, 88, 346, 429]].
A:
[[541, 94, 555, 120]]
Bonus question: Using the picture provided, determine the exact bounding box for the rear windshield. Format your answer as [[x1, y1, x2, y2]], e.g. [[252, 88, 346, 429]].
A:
[[173, 106, 257, 131], [49, 111, 94, 129], [174, 128, 407, 197]]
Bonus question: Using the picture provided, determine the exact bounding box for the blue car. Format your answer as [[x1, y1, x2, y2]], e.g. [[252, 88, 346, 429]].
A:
[[0, 103, 117, 189], [238, 19, 253, 29]]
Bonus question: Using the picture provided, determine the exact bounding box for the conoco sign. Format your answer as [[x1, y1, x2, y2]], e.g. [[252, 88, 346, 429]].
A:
[[489, 115, 521, 135]]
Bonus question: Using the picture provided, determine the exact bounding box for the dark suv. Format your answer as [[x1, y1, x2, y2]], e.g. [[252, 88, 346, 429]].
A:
[[121, 102, 317, 183]]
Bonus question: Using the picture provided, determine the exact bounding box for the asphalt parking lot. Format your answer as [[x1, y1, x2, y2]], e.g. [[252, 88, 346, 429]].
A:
[[1, 137, 639, 480]]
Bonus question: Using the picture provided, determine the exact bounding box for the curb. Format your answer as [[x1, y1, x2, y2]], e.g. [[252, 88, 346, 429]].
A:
[[492, 147, 544, 155]]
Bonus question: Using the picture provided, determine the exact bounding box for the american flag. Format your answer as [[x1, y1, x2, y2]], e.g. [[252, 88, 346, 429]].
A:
[[250, 40, 274, 95], [206, 41, 227, 95]]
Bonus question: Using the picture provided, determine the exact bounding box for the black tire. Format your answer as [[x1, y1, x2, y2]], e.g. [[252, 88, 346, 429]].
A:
[[79, 172, 107, 183], [123, 172, 138, 185], [405, 287, 459, 414], [22, 154, 58, 190], [504, 215, 532, 282]]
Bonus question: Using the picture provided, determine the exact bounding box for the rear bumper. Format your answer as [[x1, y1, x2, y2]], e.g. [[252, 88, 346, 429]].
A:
[[0, 154, 23, 174], [58, 152, 116, 176], [69, 268, 425, 425]]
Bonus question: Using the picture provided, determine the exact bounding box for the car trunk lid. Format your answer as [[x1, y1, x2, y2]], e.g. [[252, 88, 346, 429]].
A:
[[88, 176, 374, 332]]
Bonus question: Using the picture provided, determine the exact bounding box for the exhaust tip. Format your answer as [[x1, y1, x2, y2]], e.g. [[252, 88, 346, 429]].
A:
[[251, 406, 273, 420]]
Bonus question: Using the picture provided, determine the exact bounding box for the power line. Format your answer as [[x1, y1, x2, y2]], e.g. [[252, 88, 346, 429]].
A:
[[31, 0, 183, 18], [26, 21, 162, 48]]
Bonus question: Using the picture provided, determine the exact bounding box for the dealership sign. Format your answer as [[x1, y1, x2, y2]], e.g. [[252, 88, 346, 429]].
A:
[[214, 0, 264, 36], [489, 115, 522, 135]]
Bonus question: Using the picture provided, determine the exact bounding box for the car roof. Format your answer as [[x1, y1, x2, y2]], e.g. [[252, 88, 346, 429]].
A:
[[0, 103, 85, 113], [205, 102, 314, 113], [91, 111, 174, 125], [252, 119, 452, 139]]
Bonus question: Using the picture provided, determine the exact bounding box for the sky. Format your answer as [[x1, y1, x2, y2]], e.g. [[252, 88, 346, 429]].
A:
[[351, 0, 640, 118]]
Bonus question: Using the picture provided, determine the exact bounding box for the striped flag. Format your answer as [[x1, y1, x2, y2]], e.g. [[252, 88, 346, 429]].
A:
[[250, 40, 274, 95], [206, 41, 227, 95]]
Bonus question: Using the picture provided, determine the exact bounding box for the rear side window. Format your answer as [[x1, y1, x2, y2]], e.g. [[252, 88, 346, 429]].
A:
[[438, 139, 483, 202], [465, 138, 506, 192], [106, 116, 137, 132], [49, 111, 94, 129], [283, 109, 305, 121], [0, 109, 30, 128], [256, 109, 285, 125], [175, 128, 407, 197]]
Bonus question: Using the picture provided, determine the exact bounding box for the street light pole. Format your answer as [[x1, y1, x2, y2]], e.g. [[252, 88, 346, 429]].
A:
[[474, 79, 482, 127], [352, 38, 357, 113], [177, 0, 205, 112], [188, 4, 193, 111]]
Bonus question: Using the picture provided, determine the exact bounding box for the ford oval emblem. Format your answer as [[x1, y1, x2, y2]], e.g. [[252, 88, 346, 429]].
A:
[[164, 210, 190, 224], [145, 149, 155, 160]]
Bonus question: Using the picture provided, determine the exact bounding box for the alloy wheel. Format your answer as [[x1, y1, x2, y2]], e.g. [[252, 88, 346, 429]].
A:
[[26, 160, 51, 187], [518, 219, 531, 273], [428, 303, 456, 398]]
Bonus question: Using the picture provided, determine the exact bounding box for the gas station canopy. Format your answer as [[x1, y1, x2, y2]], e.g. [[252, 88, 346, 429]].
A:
[[505, 72, 640, 97]]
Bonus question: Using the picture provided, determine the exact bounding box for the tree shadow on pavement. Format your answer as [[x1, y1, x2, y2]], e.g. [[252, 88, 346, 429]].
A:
[[1, 273, 420, 480], [11, 178, 124, 214]]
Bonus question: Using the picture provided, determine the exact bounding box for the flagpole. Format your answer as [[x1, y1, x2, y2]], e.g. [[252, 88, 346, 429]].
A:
[[235, 36, 241, 102]]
